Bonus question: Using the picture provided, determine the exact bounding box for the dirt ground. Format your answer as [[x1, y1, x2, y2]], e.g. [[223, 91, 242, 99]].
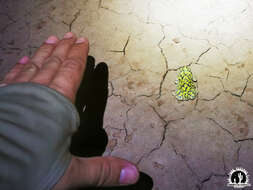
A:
[[1, 0, 253, 189]]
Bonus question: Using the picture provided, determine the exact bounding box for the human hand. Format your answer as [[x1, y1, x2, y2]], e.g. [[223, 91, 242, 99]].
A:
[[3, 32, 88, 103], [2, 32, 139, 189]]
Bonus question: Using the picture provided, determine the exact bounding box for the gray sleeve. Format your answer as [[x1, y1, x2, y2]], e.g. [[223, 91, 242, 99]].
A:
[[0, 82, 80, 190]]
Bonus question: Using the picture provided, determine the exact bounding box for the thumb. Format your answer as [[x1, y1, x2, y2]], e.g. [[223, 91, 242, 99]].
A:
[[56, 156, 140, 189]]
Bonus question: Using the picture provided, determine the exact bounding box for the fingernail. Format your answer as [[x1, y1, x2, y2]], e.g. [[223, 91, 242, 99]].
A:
[[119, 165, 139, 185], [76, 37, 86, 44], [46, 36, 58, 44], [19, 56, 29, 64], [64, 32, 73, 39]]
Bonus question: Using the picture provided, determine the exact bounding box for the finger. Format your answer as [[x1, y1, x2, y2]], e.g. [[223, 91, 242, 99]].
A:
[[31, 32, 77, 85], [56, 156, 139, 189], [50, 32, 77, 62], [3, 56, 29, 83], [75, 156, 139, 187], [49, 37, 89, 103], [31, 36, 59, 68], [30, 55, 62, 85], [13, 62, 40, 83]]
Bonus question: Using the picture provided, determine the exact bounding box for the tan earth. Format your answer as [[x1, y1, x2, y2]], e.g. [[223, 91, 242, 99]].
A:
[[1, 0, 253, 189]]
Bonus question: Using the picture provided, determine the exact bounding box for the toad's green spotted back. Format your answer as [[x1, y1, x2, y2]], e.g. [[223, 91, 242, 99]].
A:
[[173, 66, 198, 101]]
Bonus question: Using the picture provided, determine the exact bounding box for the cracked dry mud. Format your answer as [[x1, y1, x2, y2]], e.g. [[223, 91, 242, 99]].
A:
[[1, 0, 253, 189]]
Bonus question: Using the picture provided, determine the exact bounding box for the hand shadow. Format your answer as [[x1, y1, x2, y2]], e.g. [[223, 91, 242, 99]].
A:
[[70, 56, 153, 190], [70, 56, 108, 157]]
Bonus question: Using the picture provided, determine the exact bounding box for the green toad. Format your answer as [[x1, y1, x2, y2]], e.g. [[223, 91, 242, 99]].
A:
[[173, 66, 198, 101]]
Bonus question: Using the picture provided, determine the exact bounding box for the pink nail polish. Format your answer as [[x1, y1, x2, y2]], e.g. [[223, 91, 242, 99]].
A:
[[76, 37, 86, 44], [19, 56, 29, 64], [119, 165, 139, 185], [63, 32, 73, 39], [46, 36, 58, 44]]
